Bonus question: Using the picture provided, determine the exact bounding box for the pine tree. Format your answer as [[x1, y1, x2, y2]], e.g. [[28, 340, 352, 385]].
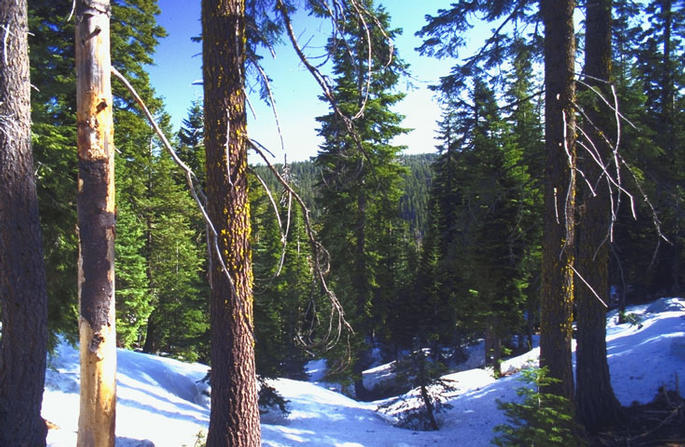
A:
[[202, 0, 261, 444], [114, 201, 150, 348], [539, 0, 577, 400], [0, 0, 49, 444], [75, 1, 117, 444], [574, 0, 623, 430], [315, 0, 409, 397]]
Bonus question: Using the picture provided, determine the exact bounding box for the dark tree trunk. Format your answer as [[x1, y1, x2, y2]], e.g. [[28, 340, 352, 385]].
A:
[[353, 192, 371, 400], [539, 0, 577, 400], [75, 1, 117, 445], [202, 0, 261, 445], [575, 0, 623, 432], [0, 0, 49, 445]]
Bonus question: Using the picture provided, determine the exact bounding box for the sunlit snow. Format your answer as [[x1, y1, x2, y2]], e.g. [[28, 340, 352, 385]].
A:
[[43, 297, 684, 446]]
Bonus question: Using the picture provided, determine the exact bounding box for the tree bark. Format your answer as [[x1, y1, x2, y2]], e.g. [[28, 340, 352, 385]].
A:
[[0, 0, 49, 445], [202, 0, 261, 445], [575, 0, 623, 432], [539, 0, 576, 400], [75, 1, 117, 445]]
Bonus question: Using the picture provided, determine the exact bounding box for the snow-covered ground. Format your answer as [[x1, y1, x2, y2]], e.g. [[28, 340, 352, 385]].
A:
[[43, 297, 685, 446]]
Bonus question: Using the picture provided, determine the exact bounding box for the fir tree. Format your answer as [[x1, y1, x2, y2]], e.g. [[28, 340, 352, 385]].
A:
[[315, 0, 409, 396]]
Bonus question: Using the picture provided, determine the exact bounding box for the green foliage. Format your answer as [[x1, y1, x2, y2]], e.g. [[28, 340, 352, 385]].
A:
[[29, 0, 169, 345], [115, 202, 151, 348], [251, 168, 314, 378], [492, 368, 586, 447], [258, 377, 290, 418], [314, 0, 412, 380], [618, 311, 643, 327]]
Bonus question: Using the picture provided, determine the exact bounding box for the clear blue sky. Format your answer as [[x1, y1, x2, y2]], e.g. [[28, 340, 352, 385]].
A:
[[146, 1, 476, 162]]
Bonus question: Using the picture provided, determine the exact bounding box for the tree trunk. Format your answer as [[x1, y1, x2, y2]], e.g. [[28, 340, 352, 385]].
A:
[[75, 1, 117, 445], [0, 0, 49, 444], [539, 0, 577, 400], [202, 0, 261, 445], [575, 0, 623, 432]]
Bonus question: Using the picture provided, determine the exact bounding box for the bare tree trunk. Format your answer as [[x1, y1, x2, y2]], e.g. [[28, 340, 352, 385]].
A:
[[539, 0, 577, 400], [575, 0, 623, 431], [75, 1, 117, 445], [0, 0, 49, 444], [202, 0, 261, 445]]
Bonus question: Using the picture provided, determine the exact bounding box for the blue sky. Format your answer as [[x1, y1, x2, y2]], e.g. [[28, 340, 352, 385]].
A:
[[146, 1, 472, 162]]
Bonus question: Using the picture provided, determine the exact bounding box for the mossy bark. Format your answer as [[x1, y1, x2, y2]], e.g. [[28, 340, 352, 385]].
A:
[[202, 0, 261, 445]]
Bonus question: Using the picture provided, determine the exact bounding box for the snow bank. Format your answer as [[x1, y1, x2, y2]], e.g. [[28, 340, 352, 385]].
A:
[[43, 297, 684, 446]]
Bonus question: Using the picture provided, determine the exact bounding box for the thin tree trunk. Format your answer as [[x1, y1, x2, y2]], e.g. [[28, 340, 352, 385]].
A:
[[539, 0, 577, 400], [75, 1, 117, 445], [575, 0, 623, 431], [0, 0, 49, 444], [202, 0, 261, 445]]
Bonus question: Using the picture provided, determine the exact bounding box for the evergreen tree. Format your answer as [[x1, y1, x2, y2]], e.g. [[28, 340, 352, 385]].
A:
[[252, 171, 313, 378], [202, 0, 261, 443], [29, 0, 167, 344], [114, 201, 150, 348], [574, 0, 623, 430], [0, 0, 49, 443], [539, 0, 577, 400], [143, 150, 208, 361], [314, 0, 409, 396]]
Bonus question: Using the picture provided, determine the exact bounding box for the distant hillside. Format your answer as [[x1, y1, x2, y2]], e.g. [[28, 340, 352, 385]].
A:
[[251, 153, 436, 239]]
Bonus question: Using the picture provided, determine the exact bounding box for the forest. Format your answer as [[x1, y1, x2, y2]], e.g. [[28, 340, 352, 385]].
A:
[[0, 0, 683, 446]]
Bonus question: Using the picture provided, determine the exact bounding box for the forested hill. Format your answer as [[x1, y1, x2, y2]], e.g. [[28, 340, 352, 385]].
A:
[[251, 152, 436, 240]]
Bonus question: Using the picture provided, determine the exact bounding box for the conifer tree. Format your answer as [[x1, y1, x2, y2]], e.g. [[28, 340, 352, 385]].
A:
[[0, 0, 49, 444], [29, 0, 167, 344], [202, 0, 261, 443], [539, 0, 577, 399], [315, 0, 409, 397], [575, 0, 623, 430]]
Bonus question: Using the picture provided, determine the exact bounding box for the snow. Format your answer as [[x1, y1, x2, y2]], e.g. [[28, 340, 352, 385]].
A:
[[43, 297, 685, 446]]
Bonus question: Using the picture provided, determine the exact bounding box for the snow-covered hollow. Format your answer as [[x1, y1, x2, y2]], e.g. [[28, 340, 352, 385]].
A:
[[43, 297, 685, 446]]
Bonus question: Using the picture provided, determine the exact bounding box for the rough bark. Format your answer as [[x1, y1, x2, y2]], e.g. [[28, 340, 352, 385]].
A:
[[75, 1, 117, 445], [0, 0, 49, 445], [575, 0, 623, 431], [539, 0, 576, 400], [202, 0, 261, 445]]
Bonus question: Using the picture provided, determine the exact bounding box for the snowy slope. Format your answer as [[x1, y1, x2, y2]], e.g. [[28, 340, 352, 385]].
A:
[[43, 297, 685, 446]]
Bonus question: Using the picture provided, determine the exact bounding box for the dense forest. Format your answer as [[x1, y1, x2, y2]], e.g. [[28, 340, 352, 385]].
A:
[[0, 0, 682, 446]]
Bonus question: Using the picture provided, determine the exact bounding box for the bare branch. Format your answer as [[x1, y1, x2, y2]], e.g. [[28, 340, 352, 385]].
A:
[[110, 66, 238, 300], [572, 265, 608, 308], [250, 139, 353, 351]]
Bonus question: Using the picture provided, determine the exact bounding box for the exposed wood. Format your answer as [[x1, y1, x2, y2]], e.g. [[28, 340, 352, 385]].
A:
[[75, 1, 117, 446], [0, 0, 49, 445], [202, 0, 261, 445]]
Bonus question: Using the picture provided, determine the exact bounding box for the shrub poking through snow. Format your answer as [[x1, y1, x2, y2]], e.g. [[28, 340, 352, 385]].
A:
[[258, 377, 290, 423], [379, 348, 457, 431], [492, 367, 586, 446]]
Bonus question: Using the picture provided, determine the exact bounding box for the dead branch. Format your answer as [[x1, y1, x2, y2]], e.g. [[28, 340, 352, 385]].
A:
[[110, 66, 238, 300], [250, 139, 353, 352]]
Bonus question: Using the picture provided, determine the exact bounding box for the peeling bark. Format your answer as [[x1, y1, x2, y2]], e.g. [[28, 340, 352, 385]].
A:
[[75, 1, 117, 445]]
